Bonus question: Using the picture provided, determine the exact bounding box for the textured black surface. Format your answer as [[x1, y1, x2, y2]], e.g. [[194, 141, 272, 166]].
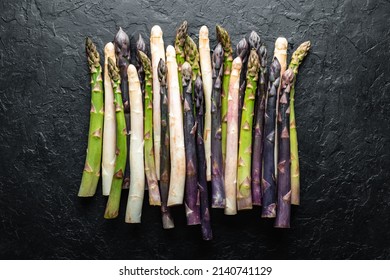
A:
[[1, 0, 390, 260]]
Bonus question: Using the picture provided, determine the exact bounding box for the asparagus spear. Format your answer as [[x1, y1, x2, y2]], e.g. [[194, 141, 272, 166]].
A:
[[236, 37, 250, 129], [78, 38, 104, 197], [182, 62, 200, 225], [138, 50, 161, 206], [210, 43, 225, 208], [261, 58, 281, 218], [158, 59, 175, 229], [251, 44, 268, 205], [236, 50, 260, 211], [104, 57, 127, 219], [136, 34, 146, 107], [174, 21, 188, 97], [184, 35, 201, 82], [199, 26, 212, 182], [101, 42, 117, 196], [273, 37, 288, 183], [150, 25, 165, 180], [195, 76, 213, 240], [216, 25, 233, 165], [166, 45, 186, 206], [289, 41, 311, 205], [125, 64, 145, 223], [114, 27, 131, 189], [275, 69, 294, 228], [224, 56, 242, 215]]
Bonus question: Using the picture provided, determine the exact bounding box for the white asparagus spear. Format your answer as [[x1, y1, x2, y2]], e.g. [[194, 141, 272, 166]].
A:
[[273, 37, 288, 180], [166, 45, 186, 206], [125, 64, 145, 223], [224, 57, 242, 215], [102, 42, 116, 196], [150, 25, 165, 180], [199, 26, 212, 182]]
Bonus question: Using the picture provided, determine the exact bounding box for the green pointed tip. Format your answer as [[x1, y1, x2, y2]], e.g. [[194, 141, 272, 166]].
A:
[[290, 40, 311, 73], [175, 21, 188, 51], [216, 25, 232, 55], [247, 49, 260, 79], [85, 37, 100, 67], [107, 57, 120, 82]]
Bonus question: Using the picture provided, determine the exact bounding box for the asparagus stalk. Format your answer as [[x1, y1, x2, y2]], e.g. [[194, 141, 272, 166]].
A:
[[210, 43, 225, 208], [174, 21, 188, 97], [182, 62, 200, 225], [104, 57, 127, 219], [158, 59, 175, 229], [216, 25, 233, 165], [184, 35, 201, 82], [136, 34, 146, 107], [289, 41, 311, 205], [251, 44, 268, 205], [273, 37, 288, 182], [150, 25, 165, 180], [101, 43, 117, 196], [195, 76, 213, 240], [261, 58, 281, 218], [275, 69, 294, 228], [114, 27, 131, 189], [138, 50, 161, 206], [236, 37, 250, 129], [78, 38, 104, 197], [166, 45, 186, 206], [236, 50, 260, 211], [125, 64, 145, 223], [224, 56, 242, 215], [199, 26, 212, 182]]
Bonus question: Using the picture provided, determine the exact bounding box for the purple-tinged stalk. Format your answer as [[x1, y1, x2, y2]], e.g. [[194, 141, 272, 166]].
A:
[[251, 44, 268, 206], [224, 56, 242, 215], [261, 58, 281, 218], [114, 27, 131, 189], [158, 59, 175, 229], [78, 38, 104, 197], [274, 69, 294, 228], [182, 62, 200, 225], [210, 43, 225, 208], [136, 34, 146, 108], [236, 37, 250, 130], [195, 76, 213, 240]]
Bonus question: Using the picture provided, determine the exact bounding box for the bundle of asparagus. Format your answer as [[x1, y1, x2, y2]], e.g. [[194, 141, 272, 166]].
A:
[[216, 25, 233, 165], [182, 62, 200, 225], [261, 58, 281, 218], [275, 68, 294, 228], [158, 59, 175, 229], [78, 38, 104, 197], [114, 27, 131, 189], [125, 64, 145, 223], [104, 57, 127, 219], [138, 50, 161, 206], [289, 41, 311, 206], [195, 76, 213, 240], [210, 43, 225, 208], [236, 49, 260, 211]]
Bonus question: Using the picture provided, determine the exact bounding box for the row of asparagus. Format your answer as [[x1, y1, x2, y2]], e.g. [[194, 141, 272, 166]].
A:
[[78, 23, 310, 239]]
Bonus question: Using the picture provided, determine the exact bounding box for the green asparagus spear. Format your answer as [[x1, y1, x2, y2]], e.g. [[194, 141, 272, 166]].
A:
[[138, 50, 161, 206], [175, 21, 188, 97], [78, 38, 104, 197], [184, 35, 201, 82], [216, 25, 233, 165], [104, 57, 127, 219], [236, 49, 260, 210], [289, 41, 311, 206]]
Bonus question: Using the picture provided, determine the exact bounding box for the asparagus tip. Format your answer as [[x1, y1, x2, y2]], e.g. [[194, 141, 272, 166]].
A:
[[157, 58, 167, 85], [85, 37, 100, 68], [236, 37, 249, 60], [114, 27, 130, 60], [275, 37, 288, 51], [249, 31, 261, 51], [181, 61, 192, 82], [107, 57, 120, 81], [136, 34, 146, 53], [212, 43, 224, 69], [151, 25, 163, 37], [199, 25, 209, 38], [270, 57, 281, 80]]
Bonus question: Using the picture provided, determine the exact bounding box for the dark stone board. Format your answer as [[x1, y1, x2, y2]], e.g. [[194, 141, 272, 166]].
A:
[[0, 0, 389, 259]]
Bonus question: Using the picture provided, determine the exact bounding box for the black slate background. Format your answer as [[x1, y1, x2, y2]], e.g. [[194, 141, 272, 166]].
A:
[[0, 0, 390, 260]]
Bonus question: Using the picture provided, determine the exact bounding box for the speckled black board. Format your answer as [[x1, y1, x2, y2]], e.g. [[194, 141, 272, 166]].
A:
[[0, 0, 390, 260]]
